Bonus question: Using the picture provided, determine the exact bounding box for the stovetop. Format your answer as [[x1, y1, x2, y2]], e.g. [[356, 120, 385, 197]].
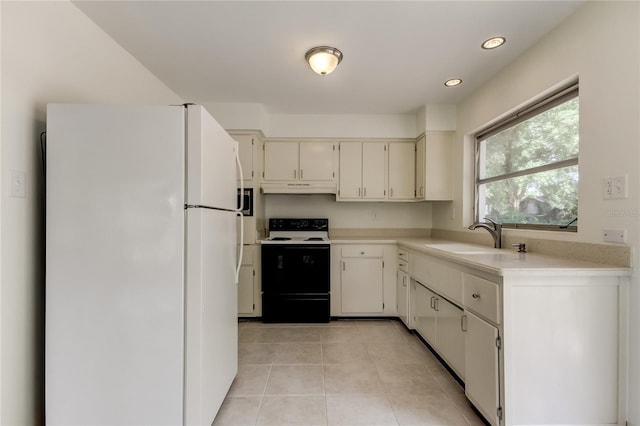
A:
[[262, 218, 330, 245], [269, 236, 327, 241]]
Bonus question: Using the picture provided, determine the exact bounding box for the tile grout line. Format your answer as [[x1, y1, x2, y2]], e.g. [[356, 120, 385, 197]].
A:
[[253, 364, 272, 426]]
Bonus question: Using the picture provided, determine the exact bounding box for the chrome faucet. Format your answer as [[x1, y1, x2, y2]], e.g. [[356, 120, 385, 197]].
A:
[[468, 217, 502, 248]]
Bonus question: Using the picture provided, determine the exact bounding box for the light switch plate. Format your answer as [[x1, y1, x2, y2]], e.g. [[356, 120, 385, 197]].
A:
[[603, 229, 626, 243]]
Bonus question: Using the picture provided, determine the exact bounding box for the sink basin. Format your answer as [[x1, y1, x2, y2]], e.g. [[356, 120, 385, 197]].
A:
[[423, 243, 495, 255]]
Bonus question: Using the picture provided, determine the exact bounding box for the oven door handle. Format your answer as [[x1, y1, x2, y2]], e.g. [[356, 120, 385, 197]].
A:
[[235, 211, 244, 284]]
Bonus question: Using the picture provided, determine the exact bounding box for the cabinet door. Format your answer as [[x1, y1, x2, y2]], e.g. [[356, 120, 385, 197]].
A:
[[465, 310, 500, 426], [338, 142, 363, 199], [414, 283, 437, 345], [341, 258, 383, 313], [423, 132, 453, 200], [415, 136, 426, 199], [264, 141, 298, 180], [362, 142, 386, 199], [232, 134, 255, 182], [300, 141, 334, 181], [388, 142, 415, 199], [396, 270, 409, 326], [237, 265, 254, 315], [435, 297, 465, 378]]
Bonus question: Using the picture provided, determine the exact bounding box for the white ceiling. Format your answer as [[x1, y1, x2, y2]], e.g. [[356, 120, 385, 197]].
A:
[[73, 1, 584, 115]]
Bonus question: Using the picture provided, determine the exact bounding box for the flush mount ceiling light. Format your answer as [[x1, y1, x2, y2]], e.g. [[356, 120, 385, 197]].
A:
[[482, 36, 506, 50], [305, 46, 343, 75], [444, 78, 463, 87]]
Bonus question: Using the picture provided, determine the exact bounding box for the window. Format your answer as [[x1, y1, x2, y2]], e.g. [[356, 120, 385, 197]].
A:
[[475, 84, 579, 230]]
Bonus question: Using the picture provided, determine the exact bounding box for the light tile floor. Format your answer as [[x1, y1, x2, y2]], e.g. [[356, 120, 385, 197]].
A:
[[213, 319, 487, 426]]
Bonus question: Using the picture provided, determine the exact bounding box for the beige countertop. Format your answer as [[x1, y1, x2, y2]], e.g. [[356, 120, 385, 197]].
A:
[[331, 236, 630, 277]]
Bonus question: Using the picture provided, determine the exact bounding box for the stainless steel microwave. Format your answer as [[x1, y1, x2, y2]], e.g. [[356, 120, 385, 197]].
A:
[[237, 188, 253, 216]]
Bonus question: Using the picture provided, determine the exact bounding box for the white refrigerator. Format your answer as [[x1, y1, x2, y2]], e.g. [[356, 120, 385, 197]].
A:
[[45, 104, 241, 425]]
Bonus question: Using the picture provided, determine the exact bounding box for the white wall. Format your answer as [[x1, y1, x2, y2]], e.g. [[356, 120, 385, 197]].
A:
[[264, 113, 416, 139], [208, 102, 458, 139], [203, 102, 268, 132], [432, 2, 640, 423], [264, 194, 431, 231], [416, 104, 457, 134], [205, 102, 417, 139], [0, 2, 183, 423]]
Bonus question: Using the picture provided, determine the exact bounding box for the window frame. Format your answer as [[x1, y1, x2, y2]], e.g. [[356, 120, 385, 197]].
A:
[[474, 83, 579, 232]]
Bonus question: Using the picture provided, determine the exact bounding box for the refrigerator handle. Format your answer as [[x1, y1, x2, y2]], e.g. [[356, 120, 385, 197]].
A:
[[235, 211, 244, 284], [235, 141, 245, 212]]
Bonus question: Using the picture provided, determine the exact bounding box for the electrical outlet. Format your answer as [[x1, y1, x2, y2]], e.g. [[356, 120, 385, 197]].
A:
[[603, 175, 628, 199], [603, 229, 626, 243]]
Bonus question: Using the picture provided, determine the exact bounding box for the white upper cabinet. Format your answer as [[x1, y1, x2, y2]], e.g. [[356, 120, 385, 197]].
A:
[[230, 132, 259, 183], [388, 141, 415, 200], [299, 141, 335, 181], [260, 134, 452, 200], [362, 142, 387, 200], [264, 141, 299, 181], [338, 142, 363, 199], [264, 140, 335, 181], [338, 141, 387, 201], [415, 132, 453, 200]]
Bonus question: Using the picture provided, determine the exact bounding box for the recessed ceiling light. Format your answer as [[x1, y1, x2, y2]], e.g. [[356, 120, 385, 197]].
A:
[[444, 78, 463, 87], [482, 36, 506, 50]]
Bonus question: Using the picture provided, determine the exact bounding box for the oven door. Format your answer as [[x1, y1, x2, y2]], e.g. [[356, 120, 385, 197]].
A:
[[261, 244, 330, 295]]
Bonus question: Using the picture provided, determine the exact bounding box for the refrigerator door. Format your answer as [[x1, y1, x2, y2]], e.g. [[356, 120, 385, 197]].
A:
[[186, 105, 238, 211], [46, 104, 186, 425], [184, 208, 238, 425]]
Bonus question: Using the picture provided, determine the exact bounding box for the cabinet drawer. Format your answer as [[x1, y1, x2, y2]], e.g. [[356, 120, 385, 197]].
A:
[[341, 246, 384, 258], [398, 260, 408, 273], [410, 254, 462, 304], [398, 249, 408, 262], [463, 273, 500, 324]]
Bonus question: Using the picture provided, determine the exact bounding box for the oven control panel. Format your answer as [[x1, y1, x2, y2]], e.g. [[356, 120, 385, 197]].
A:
[[268, 218, 328, 232]]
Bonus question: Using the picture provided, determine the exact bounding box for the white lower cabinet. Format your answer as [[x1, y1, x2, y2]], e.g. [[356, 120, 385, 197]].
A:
[[331, 244, 396, 317], [237, 245, 259, 316], [413, 281, 437, 343], [407, 248, 622, 426], [396, 269, 409, 326], [238, 265, 254, 314], [436, 296, 465, 378], [412, 279, 465, 378], [341, 257, 383, 313], [396, 249, 409, 326], [464, 309, 500, 425]]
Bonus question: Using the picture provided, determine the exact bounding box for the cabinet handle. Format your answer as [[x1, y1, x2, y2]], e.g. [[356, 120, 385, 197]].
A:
[[342, 261, 345, 272], [420, 186, 424, 196], [430, 296, 435, 309], [403, 276, 407, 286], [294, 169, 297, 179], [358, 187, 361, 197], [390, 188, 394, 197], [363, 187, 367, 197], [461, 315, 467, 332], [434, 298, 439, 312], [300, 169, 304, 179], [472, 293, 480, 299]]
